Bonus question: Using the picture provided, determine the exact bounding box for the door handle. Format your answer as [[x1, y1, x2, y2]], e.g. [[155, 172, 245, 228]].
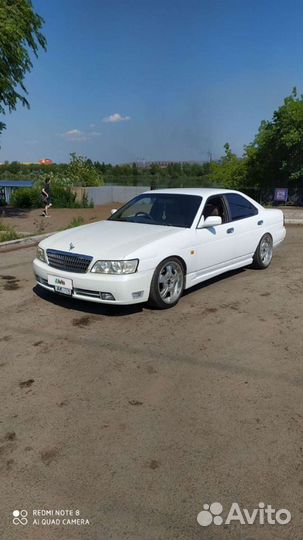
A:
[[227, 228, 234, 234], [258, 220, 263, 225]]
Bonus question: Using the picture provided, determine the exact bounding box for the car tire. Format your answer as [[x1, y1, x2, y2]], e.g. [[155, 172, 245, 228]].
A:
[[252, 233, 273, 269], [148, 257, 185, 309]]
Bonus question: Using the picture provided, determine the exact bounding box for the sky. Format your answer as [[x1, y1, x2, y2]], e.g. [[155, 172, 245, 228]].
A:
[[0, 0, 302, 164]]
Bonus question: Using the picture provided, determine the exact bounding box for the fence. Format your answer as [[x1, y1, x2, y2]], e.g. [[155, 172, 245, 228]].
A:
[[84, 185, 150, 205], [75, 184, 303, 207], [240, 187, 303, 206]]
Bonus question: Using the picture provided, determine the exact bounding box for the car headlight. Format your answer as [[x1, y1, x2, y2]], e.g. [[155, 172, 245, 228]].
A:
[[91, 259, 139, 274], [37, 246, 46, 263]]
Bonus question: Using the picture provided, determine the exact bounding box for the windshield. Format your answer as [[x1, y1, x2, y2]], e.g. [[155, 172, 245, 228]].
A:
[[109, 193, 202, 228]]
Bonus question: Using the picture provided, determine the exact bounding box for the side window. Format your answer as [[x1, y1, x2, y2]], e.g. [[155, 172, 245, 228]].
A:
[[202, 196, 228, 223], [225, 193, 258, 221]]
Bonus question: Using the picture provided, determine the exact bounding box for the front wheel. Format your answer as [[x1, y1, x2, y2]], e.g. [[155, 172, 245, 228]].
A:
[[148, 257, 185, 309], [252, 233, 273, 269]]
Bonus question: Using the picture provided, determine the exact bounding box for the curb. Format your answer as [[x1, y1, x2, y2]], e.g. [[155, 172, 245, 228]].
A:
[[0, 232, 53, 253], [285, 219, 303, 225]]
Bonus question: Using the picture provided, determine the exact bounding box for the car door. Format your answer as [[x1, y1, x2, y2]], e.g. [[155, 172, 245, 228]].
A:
[[192, 195, 237, 280], [224, 193, 261, 262]]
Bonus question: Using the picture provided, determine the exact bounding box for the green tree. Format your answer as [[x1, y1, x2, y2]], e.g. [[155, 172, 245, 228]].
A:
[[149, 163, 161, 176], [68, 153, 104, 186], [245, 88, 303, 186], [167, 163, 182, 177], [0, 0, 46, 135], [131, 162, 138, 176], [209, 143, 247, 188]]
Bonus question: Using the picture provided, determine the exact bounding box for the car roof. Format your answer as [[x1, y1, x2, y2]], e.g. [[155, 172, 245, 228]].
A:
[[143, 187, 239, 197], [142, 187, 263, 210]]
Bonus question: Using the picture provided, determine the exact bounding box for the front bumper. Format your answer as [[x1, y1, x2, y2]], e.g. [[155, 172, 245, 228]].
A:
[[33, 258, 153, 305]]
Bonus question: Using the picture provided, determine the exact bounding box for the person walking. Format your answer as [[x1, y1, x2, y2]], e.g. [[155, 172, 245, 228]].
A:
[[41, 178, 52, 217]]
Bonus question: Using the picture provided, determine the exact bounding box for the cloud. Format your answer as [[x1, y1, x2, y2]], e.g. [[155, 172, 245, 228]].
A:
[[59, 129, 101, 142], [102, 113, 131, 123], [60, 129, 87, 142]]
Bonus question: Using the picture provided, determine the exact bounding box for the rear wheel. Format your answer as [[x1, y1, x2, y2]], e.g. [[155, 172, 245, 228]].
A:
[[252, 233, 273, 269], [148, 257, 185, 309]]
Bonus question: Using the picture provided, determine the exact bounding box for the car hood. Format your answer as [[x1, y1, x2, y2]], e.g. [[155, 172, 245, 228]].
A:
[[40, 220, 185, 260]]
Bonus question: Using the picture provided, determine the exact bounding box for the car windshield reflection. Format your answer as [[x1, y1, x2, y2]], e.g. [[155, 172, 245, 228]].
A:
[[109, 193, 202, 228]]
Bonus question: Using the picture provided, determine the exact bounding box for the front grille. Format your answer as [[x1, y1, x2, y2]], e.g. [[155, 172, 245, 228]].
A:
[[46, 249, 93, 273]]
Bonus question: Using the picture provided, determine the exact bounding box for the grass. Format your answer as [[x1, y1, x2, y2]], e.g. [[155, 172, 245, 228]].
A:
[[0, 222, 20, 242], [65, 216, 85, 229]]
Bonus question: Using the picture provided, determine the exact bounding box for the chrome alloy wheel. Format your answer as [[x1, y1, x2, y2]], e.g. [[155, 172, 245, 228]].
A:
[[260, 234, 273, 266], [157, 260, 184, 304]]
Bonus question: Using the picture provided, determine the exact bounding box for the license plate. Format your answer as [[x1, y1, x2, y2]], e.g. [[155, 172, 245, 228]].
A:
[[48, 275, 73, 295], [54, 286, 72, 295]]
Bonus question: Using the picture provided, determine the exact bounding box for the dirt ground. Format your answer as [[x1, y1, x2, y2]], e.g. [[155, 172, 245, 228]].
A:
[[0, 227, 302, 540], [0, 204, 122, 236]]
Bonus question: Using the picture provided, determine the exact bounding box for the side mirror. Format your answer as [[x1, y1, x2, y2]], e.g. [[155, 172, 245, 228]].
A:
[[197, 216, 222, 229], [111, 209, 118, 215]]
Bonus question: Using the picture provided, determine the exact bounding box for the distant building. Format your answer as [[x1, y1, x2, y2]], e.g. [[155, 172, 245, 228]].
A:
[[39, 158, 53, 165], [0, 180, 33, 205]]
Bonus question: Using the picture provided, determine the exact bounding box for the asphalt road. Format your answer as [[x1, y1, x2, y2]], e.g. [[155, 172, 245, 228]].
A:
[[0, 227, 302, 540]]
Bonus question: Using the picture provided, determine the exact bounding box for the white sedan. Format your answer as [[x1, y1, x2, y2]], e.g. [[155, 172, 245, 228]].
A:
[[33, 188, 286, 309]]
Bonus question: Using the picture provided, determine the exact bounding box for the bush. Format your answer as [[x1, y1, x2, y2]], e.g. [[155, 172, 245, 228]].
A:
[[10, 183, 93, 209], [81, 191, 94, 208], [10, 187, 41, 208], [0, 222, 20, 242], [51, 184, 77, 207]]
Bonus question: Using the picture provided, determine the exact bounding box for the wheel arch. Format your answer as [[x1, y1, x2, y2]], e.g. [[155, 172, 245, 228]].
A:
[[165, 255, 187, 275], [256, 231, 273, 248], [252, 231, 274, 269], [147, 255, 187, 309]]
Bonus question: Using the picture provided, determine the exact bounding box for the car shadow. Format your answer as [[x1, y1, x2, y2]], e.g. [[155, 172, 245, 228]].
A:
[[0, 207, 29, 219], [183, 267, 247, 297], [33, 285, 145, 316], [33, 266, 248, 317]]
